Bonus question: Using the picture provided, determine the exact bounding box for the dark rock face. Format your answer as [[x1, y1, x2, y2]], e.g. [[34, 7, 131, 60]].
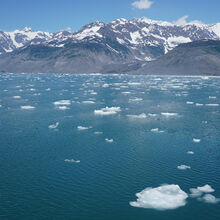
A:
[[132, 40, 220, 76]]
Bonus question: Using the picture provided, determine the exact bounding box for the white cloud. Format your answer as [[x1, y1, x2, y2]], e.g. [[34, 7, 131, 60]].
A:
[[66, 27, 71, 32], [130, 184, 188, 210], [174, 15, 204, 26], [175, 15, 189, 26], [132, 0, 153, 10]]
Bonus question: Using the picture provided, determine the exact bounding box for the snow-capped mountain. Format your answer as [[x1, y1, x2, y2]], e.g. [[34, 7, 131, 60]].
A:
[[0, 17, 220, 61]]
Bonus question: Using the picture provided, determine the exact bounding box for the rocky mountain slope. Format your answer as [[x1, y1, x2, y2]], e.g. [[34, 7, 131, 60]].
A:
[[130, 40, 220, 75], [0, 18, 220, 74]]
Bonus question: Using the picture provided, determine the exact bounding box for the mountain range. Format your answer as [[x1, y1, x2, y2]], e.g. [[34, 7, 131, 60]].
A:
[[0, 17, 220, 75]]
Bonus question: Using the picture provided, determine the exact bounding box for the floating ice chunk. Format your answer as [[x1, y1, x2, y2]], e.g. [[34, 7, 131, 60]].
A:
[[20, 105, 35, 110], [130, 184, 188, 210], [148, 113, 157, 117], [190, 184, 215, 198], [102, 83, 109, 88], [195, 103, 203, 106], [193, 138, 200, 143], [200, 194, 220, 204], [127, 113, 147, 119], [13, 96, 21, 99], [94, 131, 103, 135], [205, 104, 219, 107], [209, 96, 216, 99], [53, 100, 71, 105], [187, 151, 194, 155], [129, 98, 143, 102], [186, 101, 194, 104], [48, 122, 59, 129], [151, 128, 159, 132], [94, 106, 121, 115], [77, 126, 91, 130], [105, 138, 113, 143], [46, 88, 51, 91], [64, 159, 80, 163], [57, 106, 69, 110], [197, 185, 215, 193], [151, 128, 164, 133], [177, 165, 191, 170], [161, 112, 178, 117], [82, 101, 95, 104], [122, 91, 131, 94], [128, 82, 141, 86]]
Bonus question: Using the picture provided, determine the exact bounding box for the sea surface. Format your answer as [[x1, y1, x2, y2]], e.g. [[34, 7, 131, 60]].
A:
[[0, 73, 220, 220]]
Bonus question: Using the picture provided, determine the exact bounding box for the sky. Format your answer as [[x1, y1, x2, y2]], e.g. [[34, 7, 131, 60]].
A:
[[1, 0, 220, 32]]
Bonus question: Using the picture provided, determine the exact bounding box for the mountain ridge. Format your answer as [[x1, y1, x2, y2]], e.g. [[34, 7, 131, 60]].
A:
[[0, 17, 220, 75]]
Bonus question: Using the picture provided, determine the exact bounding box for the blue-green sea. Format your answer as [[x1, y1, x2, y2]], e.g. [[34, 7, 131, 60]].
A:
[[0, 73, 220, 220]]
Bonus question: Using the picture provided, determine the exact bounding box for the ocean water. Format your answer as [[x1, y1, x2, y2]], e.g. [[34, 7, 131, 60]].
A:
[[0, 73, 220, 220]]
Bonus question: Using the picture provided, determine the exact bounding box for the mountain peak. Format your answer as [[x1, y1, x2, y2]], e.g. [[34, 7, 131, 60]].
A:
[[23, 27, 32, 32]]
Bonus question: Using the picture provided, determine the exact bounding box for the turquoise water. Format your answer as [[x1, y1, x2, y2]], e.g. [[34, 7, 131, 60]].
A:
[[0, 73, 220, 219]]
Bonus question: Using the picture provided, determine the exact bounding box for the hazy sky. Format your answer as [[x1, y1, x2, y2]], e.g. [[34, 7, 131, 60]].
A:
[[1, 0, 220, 32]]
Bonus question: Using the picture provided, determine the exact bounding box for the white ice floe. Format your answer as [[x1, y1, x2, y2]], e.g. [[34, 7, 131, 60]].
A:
[[48, 122, 59, 129], [20, 105, 35, 110], [82, 101, 95, 104], [205, 104, 219, 107], [128, 82, 141, 86], [102, 83, 109, 88], [53, 100, 71, 105], [105, 138, 113, 143], [151, 128, 164, 133], [130, 184, 188, 210], [187, 151, 194, 155], [177, 165, 191, 170], [129, 98, 143, 102], [77, 126, 91, 130], [148, 113, 157, 117], [186, 101, 194, 104], [94, 106, 121, 115], [209, 96, 216, 99], [190, 184, 215, 198], [13, 96, 21, 99], [64, 159, 80, 163], [195, 103, 204, 106], [94, 131, 103, 135], [193, 138, 200, 143], [57, 106, 69, 110], [161, 112, 178, 117], [127, 113, 147, 119], [200, 194, 220, 204], [122, 91, 131, 94]]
